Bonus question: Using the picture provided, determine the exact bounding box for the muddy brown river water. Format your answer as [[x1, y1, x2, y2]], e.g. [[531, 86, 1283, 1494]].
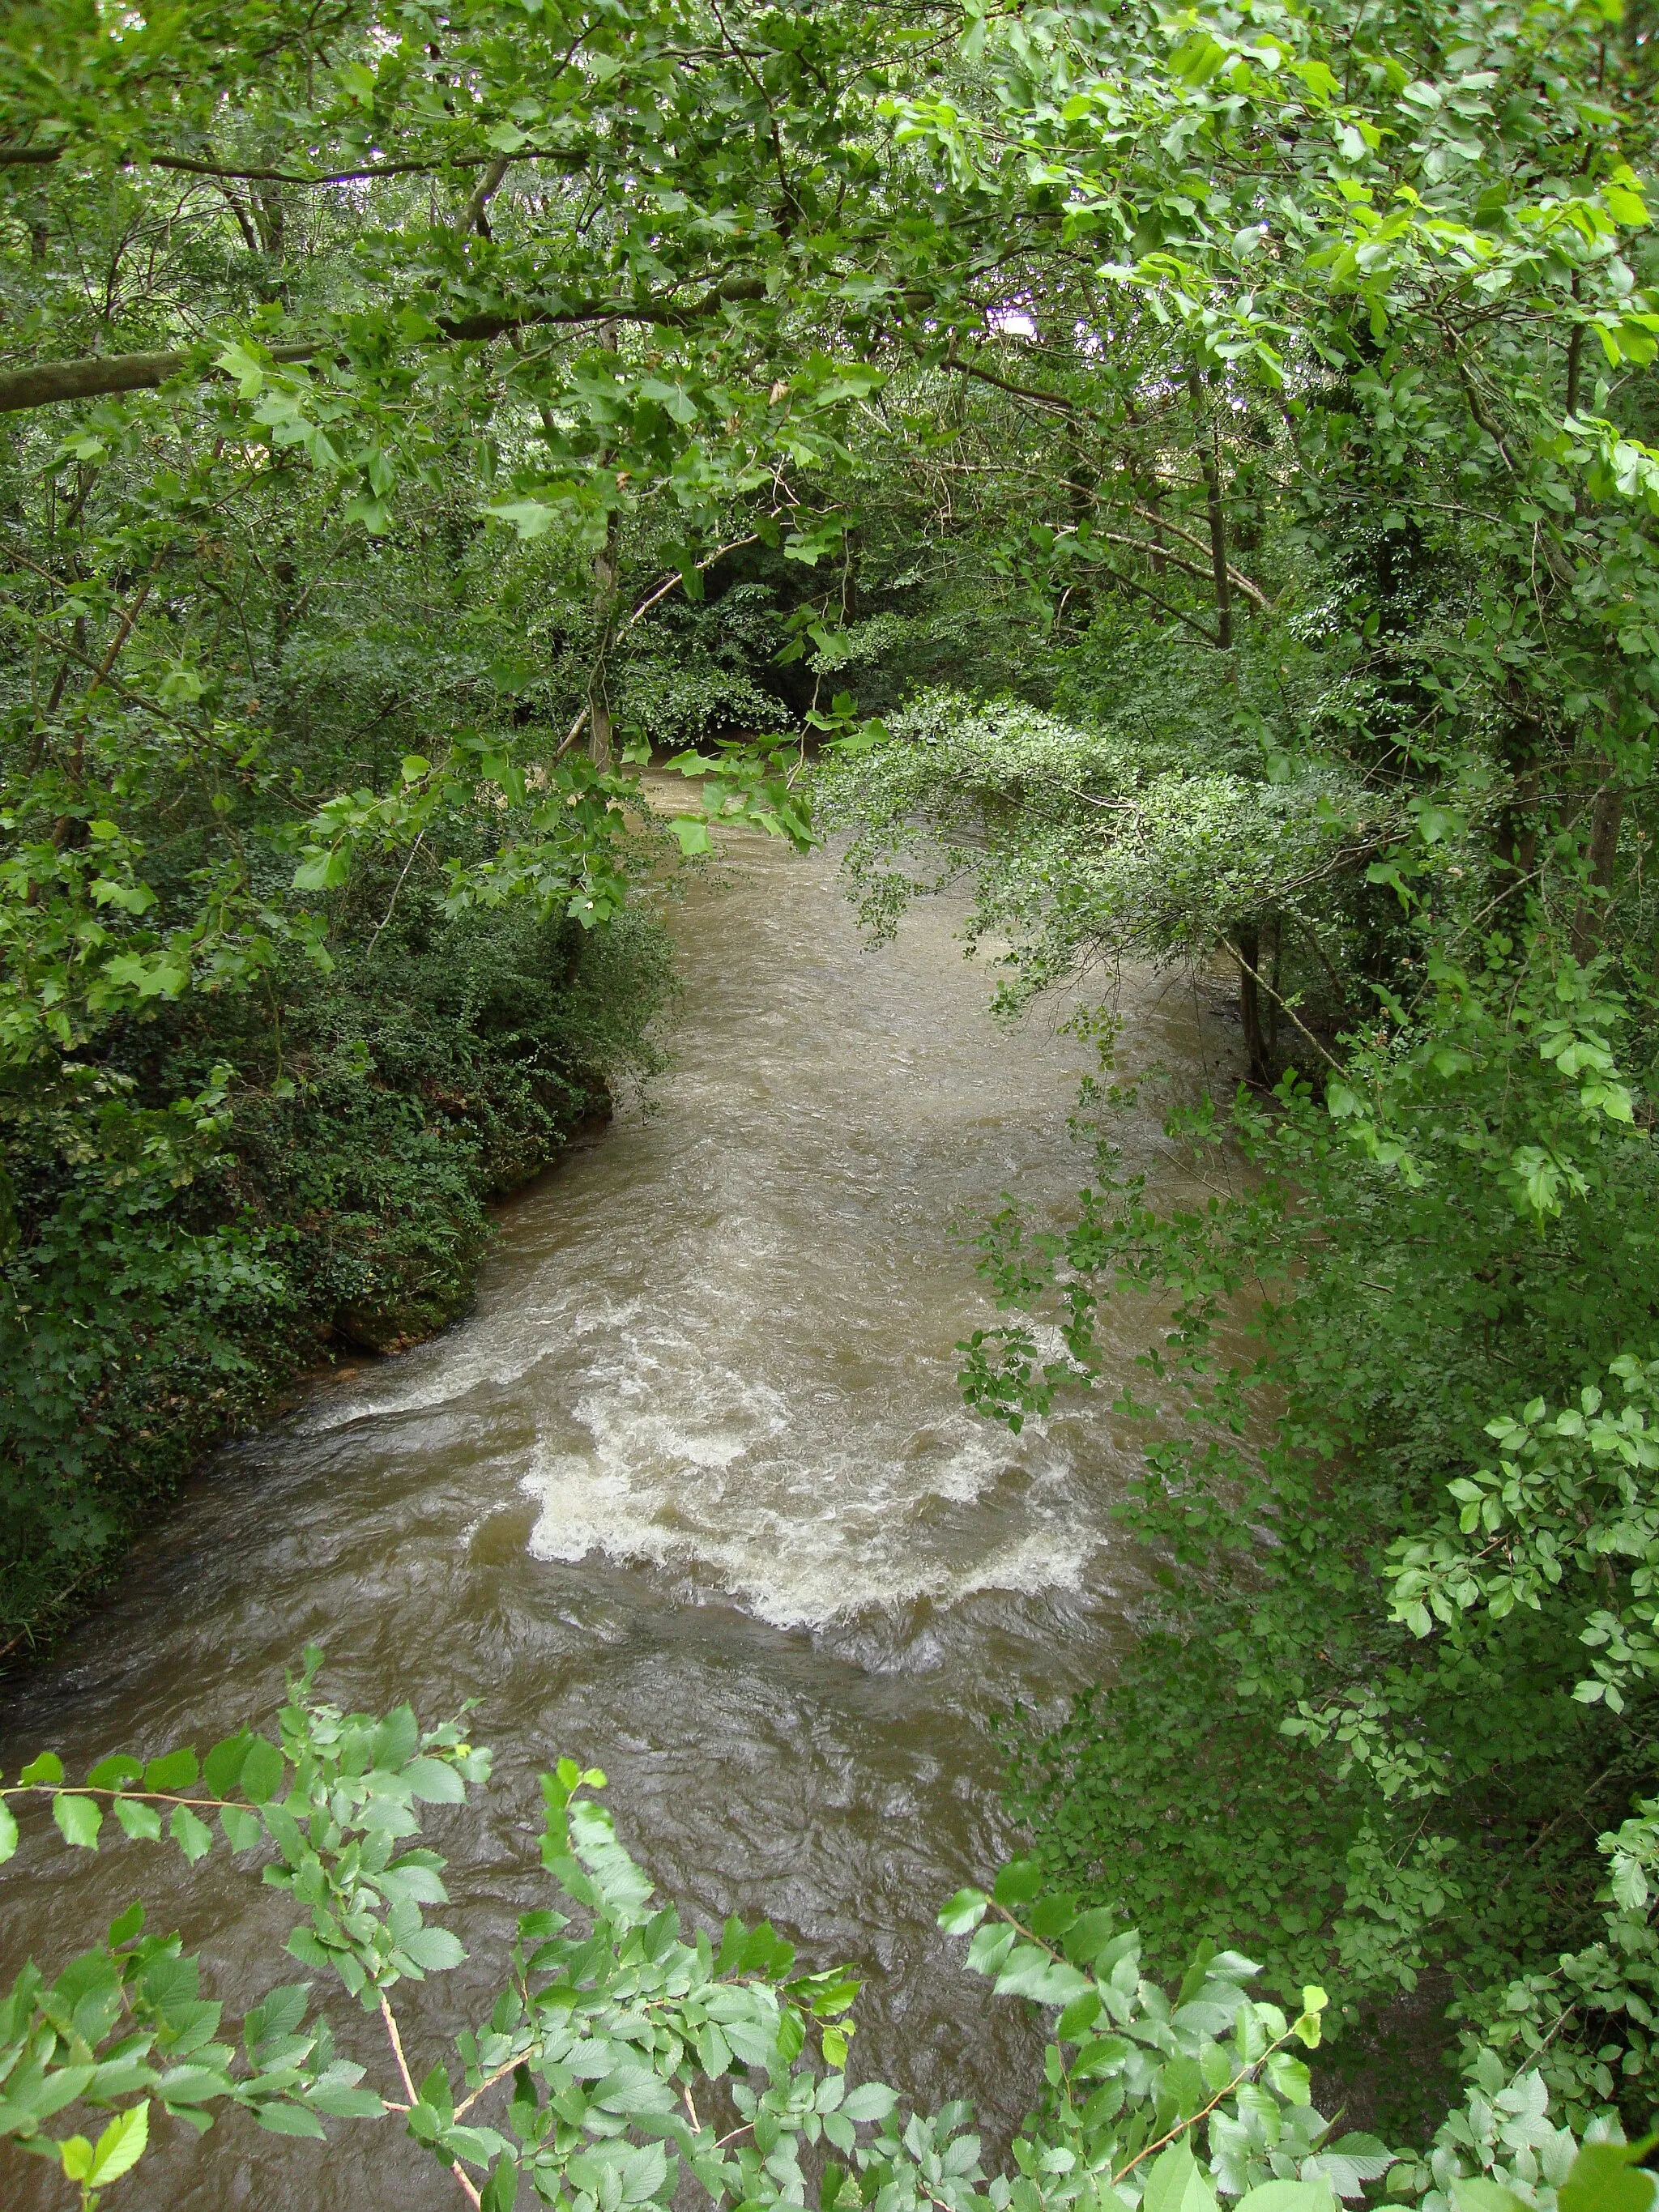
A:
[[0, 823, 1242, 2211]]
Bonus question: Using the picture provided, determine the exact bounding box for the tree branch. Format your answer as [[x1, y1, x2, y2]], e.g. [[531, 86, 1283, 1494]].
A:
[[454, 155, 511, 237], [942, 347, 1088, 419], [0, 276, 769, 413], [0, 143, 535, 185]]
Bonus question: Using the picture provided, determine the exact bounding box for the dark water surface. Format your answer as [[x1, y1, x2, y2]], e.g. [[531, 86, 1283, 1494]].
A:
[[1, 825, 1239, 2210]]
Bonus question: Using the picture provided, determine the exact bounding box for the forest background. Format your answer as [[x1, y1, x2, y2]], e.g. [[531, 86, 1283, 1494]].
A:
[[5, 0, 1659, 2201]]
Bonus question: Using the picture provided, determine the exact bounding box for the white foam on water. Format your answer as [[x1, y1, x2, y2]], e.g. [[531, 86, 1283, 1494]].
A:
[[520, 1342, 1104, 1629]]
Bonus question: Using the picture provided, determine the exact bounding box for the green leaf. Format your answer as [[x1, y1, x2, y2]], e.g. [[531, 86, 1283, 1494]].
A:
[[938, 1888, 990, 1934], [0, 1801, 16, 1864], [1238, 2186, 1336, 2212], [403, 1758, 465, 1805], [254, 2102, 329, 2138], [109, 1902, 145, 1946], [1560, 2144, 1659, 2212], [399, 1926, 467, 1973], [485, 499, 562, 539], [53, 1792, 103, 1849], [113, 1797, 163, 1841], [1143, 2143, 1219, 2212], [169, 1805, 212, 1864], [59, 2134, 96, 2182], [668, 816, 714, 856], [842, 2083, 899, 2124], [992, 1860, 1045, 1908], [203, 1734, 253, 1797], [220, 1805, 262, 1852], [19, 1753, 64, 1786], [143, 1750, 200, 1793], [87, 1755, 144, 1792], [87, 2100, 149, 2184], [1452, 2182, 1529, 2212], [238, 1737, 285, 1805], [483, 2151, 522, 2212]]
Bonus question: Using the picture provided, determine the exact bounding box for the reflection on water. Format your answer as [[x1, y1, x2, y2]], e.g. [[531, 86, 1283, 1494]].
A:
[[0, 823, 1241, 2211]]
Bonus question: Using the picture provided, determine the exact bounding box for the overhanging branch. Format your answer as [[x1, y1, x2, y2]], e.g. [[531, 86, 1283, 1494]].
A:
[[0, 275, 769, 414]]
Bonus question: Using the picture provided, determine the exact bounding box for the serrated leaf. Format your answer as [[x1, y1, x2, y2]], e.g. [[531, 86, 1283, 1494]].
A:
[[403, 1757, 465, 1804], [170, 1805, 212, 1863], [220, 1805, 263, 1852], [87, 2100, 149, 2184], [87, 1755, 145, 1792], [842, 2083, 899, 2123], [1239, 2185, 1335, 2212], [669, 816, 714, 855], [399, 1925, 467, 1973], [1144, 2142, 1218, 2212], [143, 1750, 199, 1793], [114, 1797, 163, 1842], [1560, 2145, 1659, 2212], [53, 1792, 103, 1849], [203, 1734, 252, 1797], [239, 1737, 285, 1805], [254, 2101, 329, 2137]]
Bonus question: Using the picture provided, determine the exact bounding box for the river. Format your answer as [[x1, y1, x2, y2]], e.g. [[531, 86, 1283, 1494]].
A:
[[0, 822, 1239, 2210]]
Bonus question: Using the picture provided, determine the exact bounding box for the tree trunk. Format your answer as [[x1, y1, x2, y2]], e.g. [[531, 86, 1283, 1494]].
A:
[[589, 322, 620, 770], [589, 505, 618, 770], [1237, 922, 1269, 1085], [1572, 778, 1623, 961], [1188, 373, 1234, 650]]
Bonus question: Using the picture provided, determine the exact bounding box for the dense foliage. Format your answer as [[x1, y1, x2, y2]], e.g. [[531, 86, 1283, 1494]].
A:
[[7, 0, 1659, 2191]]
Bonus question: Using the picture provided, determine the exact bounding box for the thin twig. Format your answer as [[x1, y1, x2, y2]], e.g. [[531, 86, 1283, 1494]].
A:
[[365, 831, 426, 958], [453, 2056, 524, 2120], [82, 569, 156, 704], [379, 1993, 419, 2105], [1221, 938, 1344, 1074], [380, 1997, 484, 2208]]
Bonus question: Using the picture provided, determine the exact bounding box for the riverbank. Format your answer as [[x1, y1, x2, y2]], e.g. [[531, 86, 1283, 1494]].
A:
[[0, 901, 674, 1665]]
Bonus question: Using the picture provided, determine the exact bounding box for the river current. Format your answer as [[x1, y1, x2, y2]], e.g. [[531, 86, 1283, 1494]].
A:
[[0, 822, 1239, 2210]]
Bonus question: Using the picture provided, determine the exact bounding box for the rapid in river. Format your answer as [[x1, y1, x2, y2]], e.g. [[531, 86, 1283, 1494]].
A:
[[0, 819, 1240, 2211]]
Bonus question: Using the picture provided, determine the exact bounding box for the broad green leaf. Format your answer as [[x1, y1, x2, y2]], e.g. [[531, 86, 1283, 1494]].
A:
[[53, 1792, 103, 1850], [87, 1755, 144, 1792], [203, 1734, 252, 1797], [1453, 2182, 1529, 2212], [399, 1925, 467, 1973], [1560, 2145, 1659, 2212], [238, 1737, 285, 1805], [87, 2101, 149, 2184], [939, 1887, 990, 1934], [668, 816, 714, 856], [1239, 2185, 1336, 2212], [1144, 2142, 1219, 2212], [143, 1750, 199, 1793], [113, 1797, 163, 1842], [169, 1805, 212, 1863], [220, 1805, 263, 1852], [254, 2102, 328, 2138], [842, 2083, 899, 2124], [403, 1757, 465, 1804], [483, 2150, 522, 2212], [992, 1860, 1045, 1909]]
